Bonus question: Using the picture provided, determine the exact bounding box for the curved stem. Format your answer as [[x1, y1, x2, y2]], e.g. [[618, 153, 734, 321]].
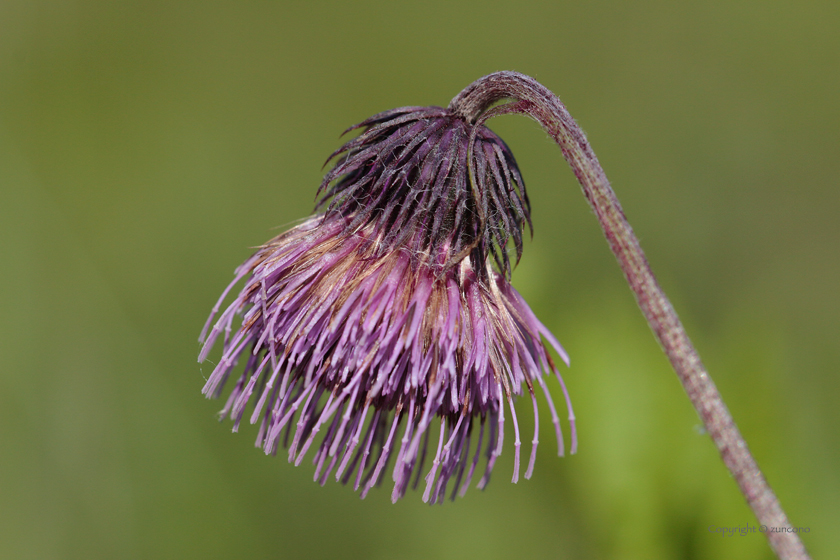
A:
[[451, 71, 809, 560]]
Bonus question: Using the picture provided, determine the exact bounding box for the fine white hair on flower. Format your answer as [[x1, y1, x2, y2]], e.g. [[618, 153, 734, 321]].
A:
[[199, 105, 576, 503]]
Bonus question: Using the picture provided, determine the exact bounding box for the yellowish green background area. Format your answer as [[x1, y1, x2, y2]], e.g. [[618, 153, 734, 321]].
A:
[[2, 2, 837, 559]]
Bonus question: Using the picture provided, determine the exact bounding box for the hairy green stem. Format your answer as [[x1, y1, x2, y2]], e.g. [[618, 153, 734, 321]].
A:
[[450, 71, 809, 560]]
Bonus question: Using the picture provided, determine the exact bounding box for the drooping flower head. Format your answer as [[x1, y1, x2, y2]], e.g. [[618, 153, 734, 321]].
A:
[[199, 91, 576, 503]]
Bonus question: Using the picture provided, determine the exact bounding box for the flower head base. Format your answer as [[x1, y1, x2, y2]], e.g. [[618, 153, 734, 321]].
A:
[[199, 102, 576, 503]]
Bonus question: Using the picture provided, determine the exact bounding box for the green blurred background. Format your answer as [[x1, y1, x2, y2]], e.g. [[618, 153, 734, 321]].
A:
[[2, 1, 837, 559]]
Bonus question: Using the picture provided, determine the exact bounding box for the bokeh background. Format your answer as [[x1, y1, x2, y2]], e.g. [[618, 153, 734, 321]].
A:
[[2, 1, 838, 559]]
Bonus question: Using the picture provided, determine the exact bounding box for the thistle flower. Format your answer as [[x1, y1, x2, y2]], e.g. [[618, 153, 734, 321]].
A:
[[195, 70, 808, 557], [198, 88, 576, 503]]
